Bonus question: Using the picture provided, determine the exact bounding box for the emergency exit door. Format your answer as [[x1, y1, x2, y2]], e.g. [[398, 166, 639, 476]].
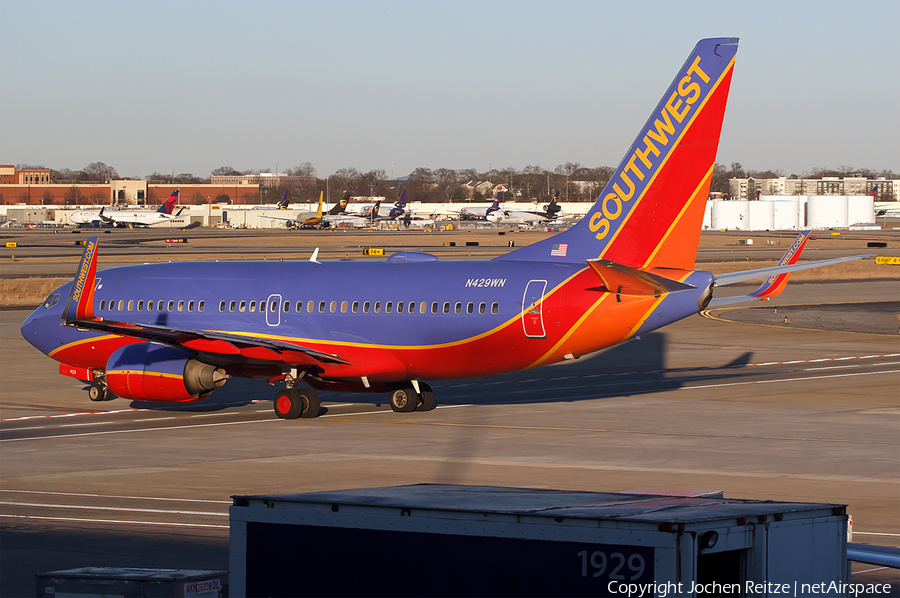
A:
[[522, 280, 547, 338]]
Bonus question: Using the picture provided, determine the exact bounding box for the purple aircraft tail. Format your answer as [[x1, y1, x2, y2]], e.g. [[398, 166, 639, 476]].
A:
[[487, 191, 502, 216], [389, 190, 407, 219], [276, 190, 290, 209], [157, 191, 179, 214]]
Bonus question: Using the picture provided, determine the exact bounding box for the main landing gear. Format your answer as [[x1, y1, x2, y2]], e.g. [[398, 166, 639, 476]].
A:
[[274, 387, 321, 419], [389, 382, 435, 413]]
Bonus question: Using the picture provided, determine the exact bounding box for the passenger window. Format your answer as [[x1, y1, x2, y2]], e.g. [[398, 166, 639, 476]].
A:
[[178, 300, 184, 312], [409, 302, 416, 314], [386, 301, 393, 313], [118, 300, 125, 311], [329, 301, 337, 313], [260, 301, 266, 313], [431, 302, 437, 314], [137, 300, 144, 311], [198, 300, 205, 312], [363, 301, 370, 313], [479, 302, 486, 314], [491, 302, 499, 314], [374, 301, 381, 313], [455, 302, 461, 314], [157, 300, 164, 311], [127, 300, 134, 311], [229, 301, 236, 312], [283, 301, 290, 313], [352, 301, 359, 313], [340, 301, 348, 313], [167, 300, 175, 312], [250, 300, 256, 312], [467, 302, 474, 314], [188, 300, 194, 312], [147, 300, 154, 312], [319, 301, 326, 313], [271, 301, 278, 312], [307, 300, 314, 313], [239, 301, 246, 313], [219, 301, 226, 312], [443, 302, 450, 314], [296, 301, 303, 313], [99, 300, 106, 310]]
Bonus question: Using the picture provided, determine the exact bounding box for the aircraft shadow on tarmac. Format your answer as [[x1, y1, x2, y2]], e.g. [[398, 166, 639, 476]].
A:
[[124, 333, 756, 414]]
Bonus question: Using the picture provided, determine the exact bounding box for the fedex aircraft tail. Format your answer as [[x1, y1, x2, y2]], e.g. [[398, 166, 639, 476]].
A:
[[500, 38, 738, 268], [277, 190, 290, 209], [389, 190, 408, 219], [157, 191, 179, 214]]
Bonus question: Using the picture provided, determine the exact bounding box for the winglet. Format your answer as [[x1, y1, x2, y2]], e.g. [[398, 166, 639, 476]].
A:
[[749, 230, 811, 300], [62, 236, 99, 321]]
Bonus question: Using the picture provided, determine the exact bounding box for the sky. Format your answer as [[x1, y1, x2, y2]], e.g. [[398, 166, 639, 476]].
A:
[[2, 0, 897, 180]]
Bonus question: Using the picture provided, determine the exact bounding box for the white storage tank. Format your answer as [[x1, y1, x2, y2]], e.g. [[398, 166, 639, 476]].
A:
[[771, 198, 800, 230], [808, 196, 848, 229], [712, 200, 749, 230], [748, 200, 774, 230], [847, 195, 874, 225]]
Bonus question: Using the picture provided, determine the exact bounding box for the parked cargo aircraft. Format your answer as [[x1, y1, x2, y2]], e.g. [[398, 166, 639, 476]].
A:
[[262, 192, 325, 229], [458, 192, 502, 221], [70, 191, 182, 228], [486, 191, 561, 226], [22, 38, 871, 420]]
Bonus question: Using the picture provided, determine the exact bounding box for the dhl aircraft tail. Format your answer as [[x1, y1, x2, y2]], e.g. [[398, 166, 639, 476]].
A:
[[314, 191, 324, 218], [499, 38, 739, 269]]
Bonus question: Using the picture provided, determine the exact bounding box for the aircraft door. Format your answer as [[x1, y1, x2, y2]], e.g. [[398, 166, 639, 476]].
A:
[[522, 280, 547, 338], [266, 294, 282, 327]]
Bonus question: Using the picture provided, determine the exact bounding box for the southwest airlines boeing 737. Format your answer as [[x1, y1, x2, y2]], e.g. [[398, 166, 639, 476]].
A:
[[21, 39, 870, 419]]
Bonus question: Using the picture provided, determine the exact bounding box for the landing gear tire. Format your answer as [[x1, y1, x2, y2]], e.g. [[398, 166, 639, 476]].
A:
[[274, 388, 321, 419], [274, 389, 303, 419], [389, 386, 418, 413], [298, 388, 320, 418], [416, 382, 435, 411], [88, 383, 109, 402]]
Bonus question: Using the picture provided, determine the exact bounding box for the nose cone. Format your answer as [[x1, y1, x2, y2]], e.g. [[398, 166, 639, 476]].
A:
[[21, 282, 71, 357]]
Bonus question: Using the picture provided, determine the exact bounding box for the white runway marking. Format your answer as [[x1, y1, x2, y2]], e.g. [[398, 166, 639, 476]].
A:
[[0, 500, 226, 517], [0, 513, 228, 529], [0, 489, 230, 504]]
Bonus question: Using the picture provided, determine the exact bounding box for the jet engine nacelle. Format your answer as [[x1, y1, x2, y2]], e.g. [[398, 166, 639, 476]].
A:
[[105, 342, 228, 402]]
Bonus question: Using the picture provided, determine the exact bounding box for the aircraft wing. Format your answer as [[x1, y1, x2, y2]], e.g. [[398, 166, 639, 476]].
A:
[[61, 236, 350, 367], [63, 317, 351, 366]]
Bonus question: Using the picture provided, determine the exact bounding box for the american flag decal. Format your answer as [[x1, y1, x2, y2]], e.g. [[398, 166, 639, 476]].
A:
[[550, 243, 568, 257]]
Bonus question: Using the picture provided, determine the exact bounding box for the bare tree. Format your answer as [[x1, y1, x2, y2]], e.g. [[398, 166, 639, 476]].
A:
[[82, 162, 119, 182]]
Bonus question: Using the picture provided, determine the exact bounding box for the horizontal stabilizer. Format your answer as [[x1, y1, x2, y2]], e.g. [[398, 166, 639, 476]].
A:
[[586, 259, 694, 296], [713, 255, 873, 287]]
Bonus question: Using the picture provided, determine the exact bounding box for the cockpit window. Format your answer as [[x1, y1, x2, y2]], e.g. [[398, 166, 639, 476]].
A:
[[42, 294, 60, 309]]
